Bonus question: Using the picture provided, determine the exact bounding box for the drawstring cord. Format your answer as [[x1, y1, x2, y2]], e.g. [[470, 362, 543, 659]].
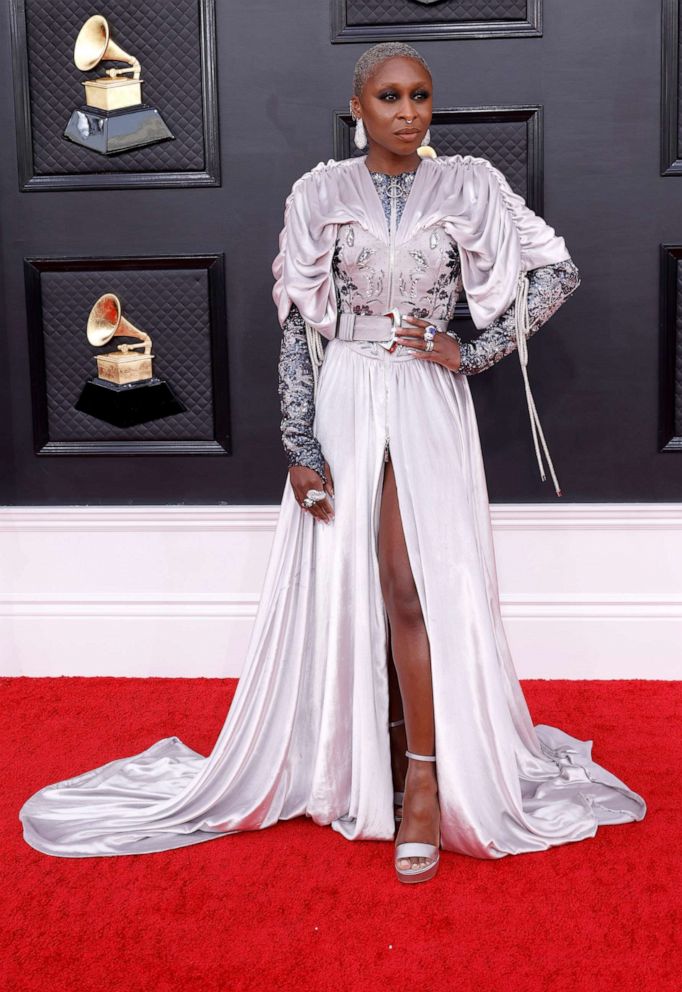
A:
[[514, 271, 563, 497], [305, 322, 325, 401]]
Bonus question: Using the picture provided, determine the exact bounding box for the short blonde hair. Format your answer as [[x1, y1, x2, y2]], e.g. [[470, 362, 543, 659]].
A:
[[353, 42, 431, 98]]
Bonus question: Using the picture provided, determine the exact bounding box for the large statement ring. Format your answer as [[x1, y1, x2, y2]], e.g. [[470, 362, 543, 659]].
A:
[[301, 488, 326, 509], [423, 324, 438, 341]]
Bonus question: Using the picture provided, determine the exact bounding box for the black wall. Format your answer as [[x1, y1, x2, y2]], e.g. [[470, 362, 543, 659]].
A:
[[0, 0, 680, 504]]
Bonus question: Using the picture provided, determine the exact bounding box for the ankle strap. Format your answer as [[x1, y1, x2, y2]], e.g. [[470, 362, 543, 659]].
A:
[[405, 750, 436, 762], [388, 718, 405, 728]]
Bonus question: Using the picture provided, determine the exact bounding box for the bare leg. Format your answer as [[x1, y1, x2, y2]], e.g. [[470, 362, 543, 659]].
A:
[[378, 452, 440, 870], [387, 626, 407, 802]]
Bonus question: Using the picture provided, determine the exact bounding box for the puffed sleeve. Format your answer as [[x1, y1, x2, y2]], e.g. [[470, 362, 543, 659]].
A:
[[442, 156, 572, 330], [441, 156, 578, 497], [271, 165, 339, 341]]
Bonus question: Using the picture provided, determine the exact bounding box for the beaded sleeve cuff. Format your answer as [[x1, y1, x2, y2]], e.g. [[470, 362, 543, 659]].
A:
[[277, 302, 327, 482], [455, 257, 581, 376]]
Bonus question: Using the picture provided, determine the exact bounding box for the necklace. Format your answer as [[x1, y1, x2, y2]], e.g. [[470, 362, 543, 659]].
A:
[[368, 169, 418, 198]]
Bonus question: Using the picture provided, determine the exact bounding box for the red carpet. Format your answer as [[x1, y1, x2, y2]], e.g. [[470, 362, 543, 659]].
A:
[[4, 677, 677, 992]]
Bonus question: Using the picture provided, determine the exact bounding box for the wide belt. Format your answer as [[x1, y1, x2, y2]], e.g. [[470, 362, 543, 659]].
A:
[[336, 310, 451, 343]]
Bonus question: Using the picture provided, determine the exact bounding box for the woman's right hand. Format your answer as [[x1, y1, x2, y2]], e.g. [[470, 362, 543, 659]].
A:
[[289, 461, 335, 524]]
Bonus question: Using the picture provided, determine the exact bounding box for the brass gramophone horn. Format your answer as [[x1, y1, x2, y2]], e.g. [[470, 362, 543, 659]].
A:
[[87, 293, 152, 355], [74, 14, 141, 79]]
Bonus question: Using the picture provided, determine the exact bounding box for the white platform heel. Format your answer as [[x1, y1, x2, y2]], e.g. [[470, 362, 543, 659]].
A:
[[394, 750, 441, 884]]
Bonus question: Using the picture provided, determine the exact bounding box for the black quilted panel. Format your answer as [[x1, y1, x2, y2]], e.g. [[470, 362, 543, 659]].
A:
[[40, 267, 215, 441], [433, 120, 528, 192], [678, 16, 682, 159], [673, 259, 682, 437], [25, 0, 205, 174], [346, 0, 527, 27], [350, 120, 530, 197]]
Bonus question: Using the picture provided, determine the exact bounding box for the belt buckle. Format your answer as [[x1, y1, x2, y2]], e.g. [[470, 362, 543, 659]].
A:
[[378, 308, 401, 352]]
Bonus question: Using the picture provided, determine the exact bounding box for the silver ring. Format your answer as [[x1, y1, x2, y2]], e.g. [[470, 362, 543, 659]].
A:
[[425, 339, 434, 352], [302, 487, 326, 510], [423, 324, 438, 341]]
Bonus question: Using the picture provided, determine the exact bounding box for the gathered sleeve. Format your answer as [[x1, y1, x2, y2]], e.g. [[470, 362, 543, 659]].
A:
[[271, 165, 340, 481], [271, 164, 340, 341], [439, 155, 579, 496], [440, 156, 572, 330]]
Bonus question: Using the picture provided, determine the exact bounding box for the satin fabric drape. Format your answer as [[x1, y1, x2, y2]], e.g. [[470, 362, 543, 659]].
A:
[[19, 339, 646, 858], [272, 154, 573, 341]]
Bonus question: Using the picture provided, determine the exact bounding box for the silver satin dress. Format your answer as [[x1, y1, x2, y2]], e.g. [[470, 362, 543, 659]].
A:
[[19, 160, 647, 859]]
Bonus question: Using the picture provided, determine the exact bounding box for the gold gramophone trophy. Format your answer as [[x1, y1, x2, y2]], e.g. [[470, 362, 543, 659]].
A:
[[74, 293, 186, 428], [63, 14, 174, 155]]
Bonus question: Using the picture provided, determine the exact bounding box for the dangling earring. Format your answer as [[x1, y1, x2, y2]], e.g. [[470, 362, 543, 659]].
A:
[[350, 101, 367, 150], [417, 126, 437, 159]]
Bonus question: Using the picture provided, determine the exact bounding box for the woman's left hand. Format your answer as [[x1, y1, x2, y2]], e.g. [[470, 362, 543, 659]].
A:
[[394, 316, 461, 373]]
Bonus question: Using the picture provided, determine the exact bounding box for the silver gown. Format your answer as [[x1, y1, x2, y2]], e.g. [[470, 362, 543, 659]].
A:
[[19, 155, 647, 858]]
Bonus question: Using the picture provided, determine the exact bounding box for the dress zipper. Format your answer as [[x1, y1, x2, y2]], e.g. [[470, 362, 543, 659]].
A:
[[386, 176, 397, 313], [383, 177, 397, 463]]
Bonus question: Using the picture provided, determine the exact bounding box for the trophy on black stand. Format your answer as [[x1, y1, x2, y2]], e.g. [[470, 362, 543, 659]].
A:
[[63, 14, 174, 155], [75, 293, 186, 427]]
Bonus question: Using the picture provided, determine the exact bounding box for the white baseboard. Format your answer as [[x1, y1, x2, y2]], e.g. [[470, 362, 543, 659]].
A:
[[1, 504, 680, 679]]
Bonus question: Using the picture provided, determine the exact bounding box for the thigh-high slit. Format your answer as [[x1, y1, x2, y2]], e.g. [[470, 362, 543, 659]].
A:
[[19, 337, 647, 859]]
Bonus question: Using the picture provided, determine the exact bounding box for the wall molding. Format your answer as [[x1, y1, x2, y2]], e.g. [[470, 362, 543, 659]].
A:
[[1, 503, 681, 679], [3, 502, 681, 531]]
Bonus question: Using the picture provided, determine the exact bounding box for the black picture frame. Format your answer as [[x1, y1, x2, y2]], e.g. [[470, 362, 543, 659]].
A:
[[661, 0, 682, 174], [9, 0, 221, 191], [659, 244, 682, 451], [24, 253, 231, 455], [331, 0, 542, 43]]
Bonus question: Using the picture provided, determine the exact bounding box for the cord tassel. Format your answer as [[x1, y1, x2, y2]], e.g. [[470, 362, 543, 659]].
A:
[[514, 272, 563, 497], [304, 321, 325, 401]]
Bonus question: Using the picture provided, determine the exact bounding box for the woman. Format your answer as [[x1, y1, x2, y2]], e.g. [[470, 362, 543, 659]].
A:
[[19, 42, 646, 883]]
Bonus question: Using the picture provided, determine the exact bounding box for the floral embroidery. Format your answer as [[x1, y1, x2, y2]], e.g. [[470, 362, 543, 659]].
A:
[[278, 302, 327, 482], [277, 168, 580, 475], [333, 232, 383, 314], [420, 242, 461, 319]]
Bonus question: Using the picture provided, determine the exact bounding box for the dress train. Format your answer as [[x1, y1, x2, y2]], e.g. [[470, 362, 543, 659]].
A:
[[19, 338, 646, 858]]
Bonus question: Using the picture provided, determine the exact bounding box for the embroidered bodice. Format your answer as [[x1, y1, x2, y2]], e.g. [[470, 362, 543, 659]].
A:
[[332, 169, 462, 327], [277, 165, 580, 482]]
